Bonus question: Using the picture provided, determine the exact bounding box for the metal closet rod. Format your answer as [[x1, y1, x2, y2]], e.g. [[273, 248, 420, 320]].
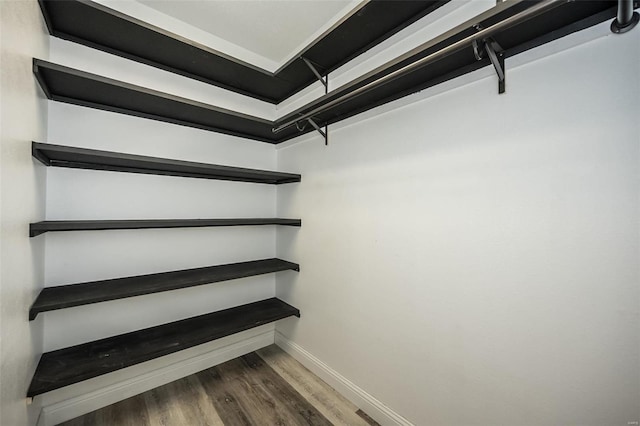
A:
[[611, 0, 639, 32], [617, 0, 635, 25], [272, 0, 568, 134]]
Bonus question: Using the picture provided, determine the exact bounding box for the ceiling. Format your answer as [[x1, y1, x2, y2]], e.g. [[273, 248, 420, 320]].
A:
[[137, 0, 354, 64]]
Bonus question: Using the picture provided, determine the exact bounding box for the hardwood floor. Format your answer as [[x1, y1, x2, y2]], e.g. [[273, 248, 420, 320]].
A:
[[60, 345, 380, 426]]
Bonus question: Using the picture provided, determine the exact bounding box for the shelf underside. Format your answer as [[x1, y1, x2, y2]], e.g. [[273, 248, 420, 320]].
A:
[[30, 218, 301, 237], [30, 258, 299, 320], [39, 0, 449, 103], [32, 142, 300, 184], [32, 60, 297, 143], [27, 298, 300, 396]]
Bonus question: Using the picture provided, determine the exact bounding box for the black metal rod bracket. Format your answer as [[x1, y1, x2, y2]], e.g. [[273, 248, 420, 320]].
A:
[[473, 38, 506, 94], [611, 0, 639, 33], [486, 40, 506, 94], [307, 118, 328, 145], [301, 57, 328, 94], [290, 116, 327, 145]]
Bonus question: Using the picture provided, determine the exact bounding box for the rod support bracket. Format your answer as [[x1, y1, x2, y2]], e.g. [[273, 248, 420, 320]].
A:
[[306, 118, 328, 145], [287, 116, 328, 145], [611, 11, 639, 33], [474, 37, 506, 94], [301, 57, 328, 94], [611, 0, 639, 33]]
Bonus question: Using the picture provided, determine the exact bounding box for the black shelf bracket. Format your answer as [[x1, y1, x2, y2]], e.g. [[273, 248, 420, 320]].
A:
[[307, 118, 328, 146], [292, 116, 328, 145], [473, 37, 506, 94], [301, 57, 328, 94], [289, 57, 330, 145]]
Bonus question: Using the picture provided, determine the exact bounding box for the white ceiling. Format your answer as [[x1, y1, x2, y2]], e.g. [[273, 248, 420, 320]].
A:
[[137, 0, 354, 64]]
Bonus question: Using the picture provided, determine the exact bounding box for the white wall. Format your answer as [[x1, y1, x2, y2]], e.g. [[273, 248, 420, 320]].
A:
[[0, 1, 49, 425], [98, 0, 281, 72], [276, 21, 640, 426]]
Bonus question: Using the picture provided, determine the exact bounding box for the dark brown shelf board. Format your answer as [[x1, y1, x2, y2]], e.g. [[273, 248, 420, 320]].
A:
[[29, 258, 299, 320], [35, 2, 617, 145], [29, 218, 301, 237], [32, 59, 302, 143], [32, 142, 301, 184], [27, 297, 300, 396], [274, 0, 618, 143], [38, 0, 449, 103]]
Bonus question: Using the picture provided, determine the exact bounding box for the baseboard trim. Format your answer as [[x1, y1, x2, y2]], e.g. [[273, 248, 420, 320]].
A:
[[38, 329, 275, 426], [274, 331, 414, 426]]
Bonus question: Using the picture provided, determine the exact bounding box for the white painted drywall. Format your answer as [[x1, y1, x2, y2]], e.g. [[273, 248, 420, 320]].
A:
[[95, 0, 281, 72], [276, 21, 640, 426], [0, 1, 49, 425]]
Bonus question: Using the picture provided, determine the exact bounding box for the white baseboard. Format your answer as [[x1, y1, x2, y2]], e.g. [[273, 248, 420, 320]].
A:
[[274, 331, 414, 426], [38, 329, 275, 426], [37, 330, 413, 426]]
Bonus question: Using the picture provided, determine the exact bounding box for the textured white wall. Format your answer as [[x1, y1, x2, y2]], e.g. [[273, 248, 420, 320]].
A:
[[276, 21, 640, 426], [0, 1, 49, 425]]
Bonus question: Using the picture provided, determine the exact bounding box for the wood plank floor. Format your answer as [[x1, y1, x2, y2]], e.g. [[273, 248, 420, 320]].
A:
[[60, 345, 380, 426]]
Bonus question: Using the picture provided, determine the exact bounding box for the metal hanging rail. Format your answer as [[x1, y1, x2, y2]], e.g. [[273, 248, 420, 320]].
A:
[[611, 0, 639, 33], [272, 0, 581, 134]]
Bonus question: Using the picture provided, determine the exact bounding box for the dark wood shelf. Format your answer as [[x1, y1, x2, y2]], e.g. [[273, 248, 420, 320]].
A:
[[34, 2, 616, 145], [32, 142, 301, 184], [32, 59, 299, 143], [34, 0, 616, 143], [30, 218, 301, 237], [29, 258, 299, 320], [27, 297, 300, 396], [274, 0, 617, 142], [38, 0, 448, 103]]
